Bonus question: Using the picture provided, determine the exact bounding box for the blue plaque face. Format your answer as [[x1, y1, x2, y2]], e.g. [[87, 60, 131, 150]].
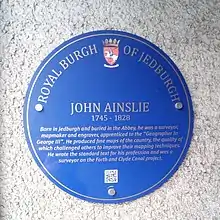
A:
[[24, 30, 194, 203]]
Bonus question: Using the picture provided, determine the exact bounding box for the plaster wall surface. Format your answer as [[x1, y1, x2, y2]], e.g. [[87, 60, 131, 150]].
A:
[[0, 0, 220, 219]]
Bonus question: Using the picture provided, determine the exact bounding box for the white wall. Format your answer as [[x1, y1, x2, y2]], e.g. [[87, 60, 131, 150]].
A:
[[1, 0, 220, 219]]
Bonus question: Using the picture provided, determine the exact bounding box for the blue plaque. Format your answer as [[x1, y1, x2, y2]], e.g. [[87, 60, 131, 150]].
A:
[[24, 30, 194, 203]]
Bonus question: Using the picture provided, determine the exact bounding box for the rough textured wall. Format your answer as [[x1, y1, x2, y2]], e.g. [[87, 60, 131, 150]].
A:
[[0, 0, 220, 219]]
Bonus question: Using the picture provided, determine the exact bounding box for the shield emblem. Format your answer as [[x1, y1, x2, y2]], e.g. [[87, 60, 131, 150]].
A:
[[103, 46, 119, 66]]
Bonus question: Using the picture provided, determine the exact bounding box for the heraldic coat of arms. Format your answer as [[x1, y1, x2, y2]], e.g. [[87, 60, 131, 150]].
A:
[[103, 38, 120, 68]]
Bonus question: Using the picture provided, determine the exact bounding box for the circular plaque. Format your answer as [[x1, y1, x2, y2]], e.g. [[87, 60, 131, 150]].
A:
[[24, 30, 194, 203]]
